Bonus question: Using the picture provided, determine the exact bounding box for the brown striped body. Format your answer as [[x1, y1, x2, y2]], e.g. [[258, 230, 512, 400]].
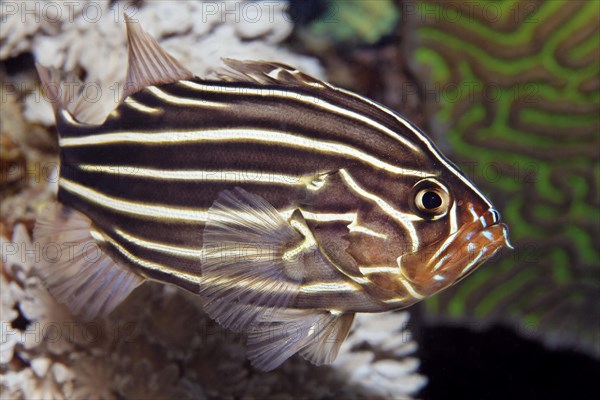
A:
[[34, 15, 511, 371]]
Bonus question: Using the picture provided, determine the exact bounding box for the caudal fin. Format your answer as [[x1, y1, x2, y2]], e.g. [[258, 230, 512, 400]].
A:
[[33, 202, 145, 320]]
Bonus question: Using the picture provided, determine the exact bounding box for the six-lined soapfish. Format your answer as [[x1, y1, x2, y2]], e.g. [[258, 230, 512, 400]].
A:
[[34, 15, 511, 370]]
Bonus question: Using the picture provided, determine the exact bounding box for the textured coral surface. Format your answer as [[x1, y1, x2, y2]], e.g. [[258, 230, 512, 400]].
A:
[[1, 1, 426, 398]]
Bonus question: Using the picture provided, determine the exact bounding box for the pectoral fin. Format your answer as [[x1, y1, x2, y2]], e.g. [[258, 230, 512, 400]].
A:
[[200, 188, 355, 370], [199, 187, 305, 332]]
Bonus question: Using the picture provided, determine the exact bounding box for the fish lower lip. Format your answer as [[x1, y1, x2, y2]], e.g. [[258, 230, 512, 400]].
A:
[[495, 223, 513, 250], [473, 223, 511, 261]]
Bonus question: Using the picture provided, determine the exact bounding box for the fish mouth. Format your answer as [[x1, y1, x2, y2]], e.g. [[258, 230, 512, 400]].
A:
[[450, 208, 512, 279], [398, 208, 512, 297]]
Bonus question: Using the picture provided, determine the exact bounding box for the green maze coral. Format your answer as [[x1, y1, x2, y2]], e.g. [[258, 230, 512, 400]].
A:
[[308, 0, 400, 45], [404, 0, 599, 354]]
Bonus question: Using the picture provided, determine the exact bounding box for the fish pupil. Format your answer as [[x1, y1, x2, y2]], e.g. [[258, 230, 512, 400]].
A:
[[422, 191, 442, 209]]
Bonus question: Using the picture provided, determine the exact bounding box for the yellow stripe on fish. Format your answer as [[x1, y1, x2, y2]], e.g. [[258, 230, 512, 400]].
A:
[[34, 14, 511, 372]]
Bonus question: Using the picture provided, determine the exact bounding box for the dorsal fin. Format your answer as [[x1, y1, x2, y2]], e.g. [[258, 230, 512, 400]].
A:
[[217, 59, 328, 88], [122, 14, 194, 99], [35, 64, 108, 125]]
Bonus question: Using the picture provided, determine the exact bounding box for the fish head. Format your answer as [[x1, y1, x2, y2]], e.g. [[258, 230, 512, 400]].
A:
[[335, 158, 511, 306], [393, 169, 512, 300]]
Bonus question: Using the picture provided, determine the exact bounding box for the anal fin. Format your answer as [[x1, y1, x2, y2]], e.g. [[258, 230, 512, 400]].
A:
[[299, 312, 355, 366], [33, 202, 144, 320], [248, 310, 356, 371]]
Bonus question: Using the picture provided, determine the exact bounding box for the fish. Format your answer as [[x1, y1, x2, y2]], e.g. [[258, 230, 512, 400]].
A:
[[33, 15, 511, 371]]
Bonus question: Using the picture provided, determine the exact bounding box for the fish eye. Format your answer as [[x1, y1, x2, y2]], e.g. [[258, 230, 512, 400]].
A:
[[411, 178, 451, 219], [420, 191, 442, 209]]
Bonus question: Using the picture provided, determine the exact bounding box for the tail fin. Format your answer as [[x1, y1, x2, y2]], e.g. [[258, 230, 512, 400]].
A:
[[34, 202, 145, 320], [35, 63, 107, 125]]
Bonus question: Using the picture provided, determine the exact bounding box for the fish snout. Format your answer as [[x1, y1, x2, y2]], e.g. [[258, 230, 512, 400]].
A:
[[397, 208, 511, 297], [440, 208, 512, 282]]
